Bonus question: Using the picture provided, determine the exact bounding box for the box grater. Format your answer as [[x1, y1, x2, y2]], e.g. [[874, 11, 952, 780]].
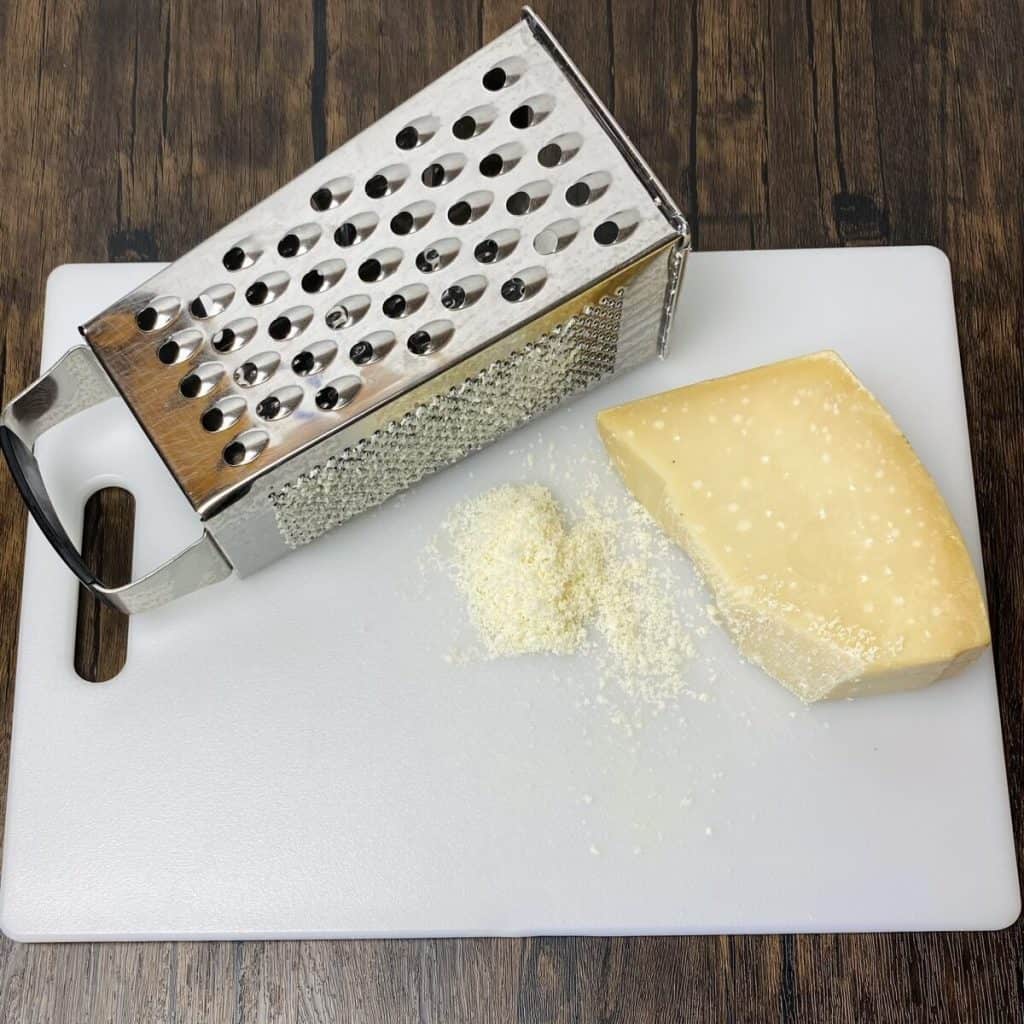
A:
[[0, 8, 689, 613]]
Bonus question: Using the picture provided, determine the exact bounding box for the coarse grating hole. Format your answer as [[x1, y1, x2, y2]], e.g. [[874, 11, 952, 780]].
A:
[[448, 190, 492, 225], [473, 228, 519, 264], [223, 428, 268, 467], [448, 202, 471, 225], [533, 217, 579, 255], [316, 375, 362, 411], [234, 351, 280, 388], [157, 340, 181, 365], [395, 126, 419, 151], [509, 94, 553, 130], [310, 176, 353, 212], [291, 339, 338, 376], [452, 116, 475, 140], [479, 153, 503, 178], [325, 294, 371, 330], [223, 247, 247, 271], [179, 361, 223, 398], [482, 67, 507, 90], [301, 259, 345, 294], [334, 212, 379, 248], [395, 115, 439, 150], [415, 237, 460, 273], [391, 211, 415, 236], [267, 306, 313, 342], [256, 385, 302, 421], [440, 274, 486, 310], [349, 330, 395, 366], [245, 271, 289, 306], [390, 200, 434, 236], [365, 164, 407, 198], [189, 284, 235, 320], [223, 237, 260, 271], [482, 57, 524, 91], [136, 308, 157, 331], [537, 131, 582, 168], [358, 259, 382, 282], [277, 224, 321, 258], [565, 171, 611, 207], [506, 180, 551, 216], [212, 317, 258, 353], [135, 296, 181, 332], [594, 209, 640, 245], [452, 103, 496, 139], [478, 141, 523, 178], [500, 266, 546, 302], [381, 283, 428, 319], [200, 395, 246, 433], [421, 153, 466, 188], [157, 328, 203, 365], [357, 247, 401, 283], [406, 319, 454, 356]]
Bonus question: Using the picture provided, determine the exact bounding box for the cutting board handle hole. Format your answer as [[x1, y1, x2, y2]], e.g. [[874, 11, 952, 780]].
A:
[[74, 487, 135, 683]]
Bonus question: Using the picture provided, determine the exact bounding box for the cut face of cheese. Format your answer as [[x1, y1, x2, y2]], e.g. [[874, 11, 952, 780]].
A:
[[597, 351, 990, 702]]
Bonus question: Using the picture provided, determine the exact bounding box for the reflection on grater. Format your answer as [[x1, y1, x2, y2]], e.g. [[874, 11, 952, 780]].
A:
[[0, 7, 689, 613]]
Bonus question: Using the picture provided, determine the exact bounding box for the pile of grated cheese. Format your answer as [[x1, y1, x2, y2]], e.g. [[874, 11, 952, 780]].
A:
[[442, 484, 694, 703]]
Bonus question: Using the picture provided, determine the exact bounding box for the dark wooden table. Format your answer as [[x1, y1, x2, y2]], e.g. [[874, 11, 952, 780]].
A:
[[1, 1, 1021, 1020]]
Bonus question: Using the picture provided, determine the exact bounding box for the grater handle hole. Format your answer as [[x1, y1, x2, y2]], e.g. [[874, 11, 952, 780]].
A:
[[74, 487, 134, 683]]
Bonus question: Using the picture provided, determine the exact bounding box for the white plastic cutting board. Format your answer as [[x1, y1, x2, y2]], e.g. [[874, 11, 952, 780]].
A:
[[1, 247, 1018, 941]]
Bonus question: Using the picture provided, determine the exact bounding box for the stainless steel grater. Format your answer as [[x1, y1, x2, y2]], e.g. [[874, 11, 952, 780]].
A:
[[1, 8, 689, 613]]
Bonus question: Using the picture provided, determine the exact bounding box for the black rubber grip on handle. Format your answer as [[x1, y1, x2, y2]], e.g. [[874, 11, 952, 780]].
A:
[[0, 424, 100, 590]]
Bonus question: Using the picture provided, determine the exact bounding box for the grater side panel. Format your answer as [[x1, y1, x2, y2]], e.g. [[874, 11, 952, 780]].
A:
[[206, 243, 676, 576], [79, 18, 682, 517]]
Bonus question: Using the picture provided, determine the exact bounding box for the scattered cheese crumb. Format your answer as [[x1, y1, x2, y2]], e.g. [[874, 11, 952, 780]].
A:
[[441, 484, 695, 705]]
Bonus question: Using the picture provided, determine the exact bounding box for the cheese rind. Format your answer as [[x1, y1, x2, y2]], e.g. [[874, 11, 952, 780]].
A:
[[597, 351, 990, 702]]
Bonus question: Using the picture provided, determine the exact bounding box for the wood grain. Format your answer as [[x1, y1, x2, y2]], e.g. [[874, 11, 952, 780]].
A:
[[0, 0, 1021, 1021]]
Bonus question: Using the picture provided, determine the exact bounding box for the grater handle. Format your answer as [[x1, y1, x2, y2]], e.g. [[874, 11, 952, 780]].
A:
[[0, 346, 232, 614]]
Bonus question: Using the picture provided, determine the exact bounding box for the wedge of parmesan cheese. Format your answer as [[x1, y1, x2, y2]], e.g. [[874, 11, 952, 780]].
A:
[[596, 351, 990, 701]]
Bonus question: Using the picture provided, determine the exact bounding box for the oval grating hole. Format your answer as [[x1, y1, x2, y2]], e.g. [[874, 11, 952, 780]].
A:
[[234, 351, 280, 388], [533, 217, 579, 255], [256, 385, 303, 421], [415, 237, 460, 273], [334, 212, 379, 248], [325, 294, 371, 330], [135, 296, 181, 332], [291, 339, 338, 376], [365, 164, 408, 199], [223, 429, 269, 467], [395, 116, 439, 150], [200, 395, 246, 433], [310, 176, 353, 212], [594, 209, 640, 246], [407, 319, 454, 356], [473, 228, 519, 264], [482, 58, 524, 91], [421, 153, 466, 189], [537, 132, 582, 168], [212, 317, 258, 353], [156, 328, 203, 365], [316, 375, 362, 411], [245, 271, 289, 306], [222, 237, 261, 271], [179, 361, 223, 398]]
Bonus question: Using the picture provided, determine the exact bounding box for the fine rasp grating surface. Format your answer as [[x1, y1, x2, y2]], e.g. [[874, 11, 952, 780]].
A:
[[270, 292, 623, 547]]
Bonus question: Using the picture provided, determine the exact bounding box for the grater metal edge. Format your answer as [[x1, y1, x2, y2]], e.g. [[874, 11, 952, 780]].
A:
[[0, 8, 690, 613]]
